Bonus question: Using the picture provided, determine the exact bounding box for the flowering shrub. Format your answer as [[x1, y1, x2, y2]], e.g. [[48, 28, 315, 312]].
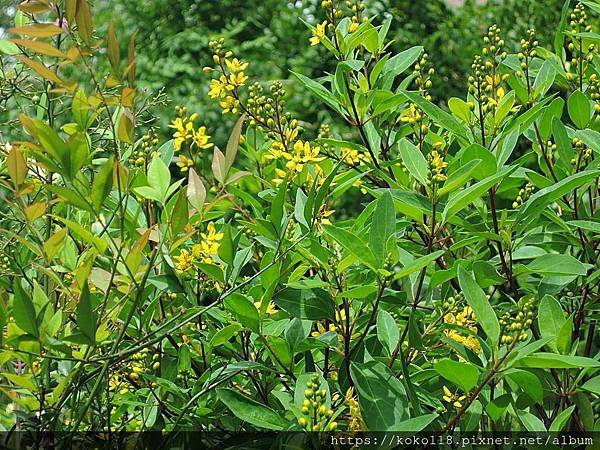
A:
[[0, 0, 599, 441]]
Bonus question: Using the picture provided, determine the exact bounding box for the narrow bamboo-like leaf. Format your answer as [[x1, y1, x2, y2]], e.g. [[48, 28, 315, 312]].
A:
[[10, 39, 67, 58], [107, 20, 120, 73], [9, 24, 62, 37], [7, 146, 27, 186]]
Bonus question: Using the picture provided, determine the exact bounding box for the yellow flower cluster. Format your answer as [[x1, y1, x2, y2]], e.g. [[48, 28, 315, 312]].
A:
[[428, 150, 448, 183], [310, 21, 327, 46], [267, 140, 324, 185], [174, 249, 194, 272], [174, 222, 224, 273], [345, 387, 365, 431], [207, 38, 249, 115], [443, 385, 467, 409], [192, 222, 224, 264], [341, 147, 369, 166], [169, 107, 212, 156], [443, 306, 481, 352]]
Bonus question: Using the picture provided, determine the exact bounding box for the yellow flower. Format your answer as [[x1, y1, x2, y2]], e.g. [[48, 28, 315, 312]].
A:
[[254, 300, 278, 315], [174, 249, 195, 272], [442, 385, 467, 409], [176, 154, 194, 172], [311, 322, 337, 337], [349, 21, 359, 33], [191, 222, 223, 264], [430, 150, 448, 182], [310, 21, 327, 46], [266, 142, 289, 160], [193, 126, 213, 149], [228, 71, 248, 87], [272, 168, 288, 185], [208, 75, 233, 99], [220, 95, 240, 114], [202, 221, 224, 242], [345, 388, 365, 431], [400, 103, 422, 124], [294, 140, 322, 163], [225, 58, 248, 73], [169, 117, 194, 151], [444, 306, 481, 352]]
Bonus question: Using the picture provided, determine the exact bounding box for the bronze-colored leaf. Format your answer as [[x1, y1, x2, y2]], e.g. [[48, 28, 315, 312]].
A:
[[7, 146, 28, 186], [107, 20, 120, 73], [10, 39, 67, 58], [9, 24, 62, 38]]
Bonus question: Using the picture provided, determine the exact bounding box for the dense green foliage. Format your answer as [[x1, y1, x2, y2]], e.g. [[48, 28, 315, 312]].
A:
[[0, 0, 599, 445]]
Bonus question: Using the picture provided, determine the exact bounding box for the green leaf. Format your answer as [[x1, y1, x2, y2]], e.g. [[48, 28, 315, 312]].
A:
[[291, 71, 344, 115], [52, 216, 107, 254], [216, 388, 287, 430], [377, 309, 399, 354], [224, 293, 260, 333], [210, 323, 242, 347], [369, 190, 395, 266], [515, 353, 600, 369], [147, 154, 170, 201], [448, 97, 472, 122], [294, 188, 309, 230], [212, 146, 226, 184], [581, 376, 600, 395], [519, 170, 600, 221], [457, 266, 500, 346], [350, 361, 408, 431], [91, 157, 114, 212], [506, 369, 543, 403], [443, 166, 516, 222], [527, 254, 589, 276], [12, 281, 39, 338], [170, 188, 189, 236], [323, 224, 378, 270], [44, 227, 67, 260], [394, 414, 439, 432], [434, 358, 479, 392], [537, 295, 566, 350], [77, 283, 96, 345], [567, 90, 592, 129], [460, 143, 496, 180], [274, 288, 336, 321], [438, 159, 481, 197], [403, 91, 469, 143], [0, 39, 19, 55], [382, 46, 423, 79], [550, 405, 576, 432], [393, 250, 444, 280], [398, 138, 428, 186]]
